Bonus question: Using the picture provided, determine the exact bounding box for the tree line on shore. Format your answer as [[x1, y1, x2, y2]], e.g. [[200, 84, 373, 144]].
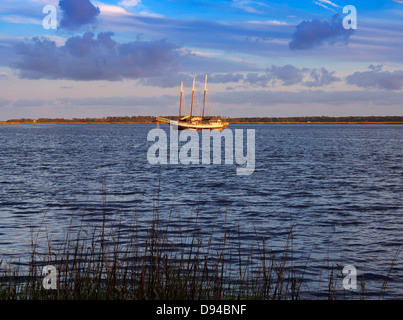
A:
[[5, 115, 403, 124]]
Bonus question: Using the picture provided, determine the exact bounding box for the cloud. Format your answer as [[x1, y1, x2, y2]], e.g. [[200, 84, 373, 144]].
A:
[[213, 89, 403, 107], [269, 64, 305, 85], [0, 95, 179, 118], [0, 98, 11, 107], [231, 0, 269, 14], [346, 66, 403, 90], [244, 65, 339, 87], [12, 99, 52, 108], [59, 0, 101, 30], [246, 20, 289, 26], [2, 15, 42, 25], [314, 1, 335, 13], [245, 64, 303, 87], [5, 89, 403, 110], [368, 64, 383, 72], [0, 72, 8, 80], [208, 73, 245, 84], [289, 13, 354, 50], [12, 32, 183, 81], [2, 95, 177, 108], [118, 0, 141, 7], [140, 72, 245, 88], [314, 0, 341, 12], [0, 37, 22, 66], [317, 0, 341, 7], [141, 65, 339, 89], [60, 95, 178, 107], [140, 72, 193, 88], [304, 67, 340, 87]]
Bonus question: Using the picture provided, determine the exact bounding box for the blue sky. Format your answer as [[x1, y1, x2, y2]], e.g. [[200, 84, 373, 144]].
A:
[[0, 0, 402, 119]]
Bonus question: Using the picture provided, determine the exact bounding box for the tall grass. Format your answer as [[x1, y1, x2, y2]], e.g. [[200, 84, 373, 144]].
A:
[[0, 198, 401, 300]]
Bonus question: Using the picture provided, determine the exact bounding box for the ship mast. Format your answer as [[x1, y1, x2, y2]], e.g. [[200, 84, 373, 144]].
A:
[[190, 78, 195, 119], [179, 81, 183, 121], [202, 75, 207, 119]]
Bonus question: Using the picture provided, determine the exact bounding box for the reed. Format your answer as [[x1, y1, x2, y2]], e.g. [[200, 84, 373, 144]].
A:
[[0, 199, 401, 300]]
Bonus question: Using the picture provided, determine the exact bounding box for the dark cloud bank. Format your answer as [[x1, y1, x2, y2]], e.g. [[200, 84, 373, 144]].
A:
[[11, 31, 340, 87], [347, 65, 403, 91], [11, 0, 183, 81], [11, 33, 403, 92], [12, 32, 182, 81], [289, 14, 354, 50], [59, 0, 100, 30]]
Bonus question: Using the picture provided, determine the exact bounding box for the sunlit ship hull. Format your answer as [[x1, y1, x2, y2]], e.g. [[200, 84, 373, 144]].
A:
[[175, 120, 229, 131]]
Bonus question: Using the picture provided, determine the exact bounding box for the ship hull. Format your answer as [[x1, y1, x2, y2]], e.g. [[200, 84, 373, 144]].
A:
[[175, 121, 229, 131]]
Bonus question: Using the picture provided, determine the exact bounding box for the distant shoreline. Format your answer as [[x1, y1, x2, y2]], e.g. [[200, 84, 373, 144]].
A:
[[2, 116, 403, 125], [2, 122, 403, 125], [229, 121, 403, 124]]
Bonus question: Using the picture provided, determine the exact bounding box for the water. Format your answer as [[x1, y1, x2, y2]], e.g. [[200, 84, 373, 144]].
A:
[[0, 123, 402, 298]]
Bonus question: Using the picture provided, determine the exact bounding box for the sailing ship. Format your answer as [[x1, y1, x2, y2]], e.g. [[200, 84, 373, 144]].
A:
[[156, 75, 229, 131]]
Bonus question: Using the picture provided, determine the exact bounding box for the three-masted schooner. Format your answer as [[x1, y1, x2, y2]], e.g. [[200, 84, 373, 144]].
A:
[[157, 75, 229, 131]]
